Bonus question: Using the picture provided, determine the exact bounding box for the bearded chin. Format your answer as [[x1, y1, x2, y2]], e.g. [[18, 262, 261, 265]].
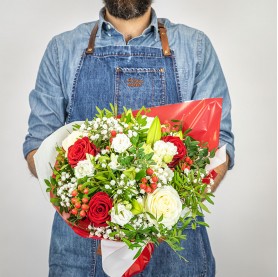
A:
[[103, 0, 153, 20]]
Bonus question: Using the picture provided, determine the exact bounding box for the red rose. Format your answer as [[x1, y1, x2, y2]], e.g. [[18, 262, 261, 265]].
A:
[[67, 137, 98, 167], [88, 192, 113, 227], [161, 136, 187, 167]]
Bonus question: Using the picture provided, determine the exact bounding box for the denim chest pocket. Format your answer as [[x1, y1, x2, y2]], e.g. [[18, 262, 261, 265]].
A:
[[115, 67, 166, 113]]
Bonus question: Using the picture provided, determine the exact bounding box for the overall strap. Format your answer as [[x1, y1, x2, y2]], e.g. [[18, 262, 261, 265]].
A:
[[86, 20, 171, 56], [158, 22, 171, 56], [86, 22, 99, 54]]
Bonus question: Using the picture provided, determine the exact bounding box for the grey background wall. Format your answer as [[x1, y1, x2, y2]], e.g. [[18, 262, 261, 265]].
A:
[[0, 0, 276, 276]]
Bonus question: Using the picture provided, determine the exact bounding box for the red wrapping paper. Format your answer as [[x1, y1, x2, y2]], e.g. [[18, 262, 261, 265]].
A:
[[134, 98, 222, 150]]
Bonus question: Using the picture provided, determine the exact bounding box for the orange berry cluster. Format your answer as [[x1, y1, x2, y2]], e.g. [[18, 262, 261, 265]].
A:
[[181, 156, 193, 170], [139, 168, 158, 193], [70, 185, 90, 217]]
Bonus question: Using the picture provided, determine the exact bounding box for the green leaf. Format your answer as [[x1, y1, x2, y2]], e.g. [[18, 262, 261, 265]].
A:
[[135, 169, 146, 181], [199, 202, 210, 213], [133, 247, 143, 260], [197, 221, 209, 227]]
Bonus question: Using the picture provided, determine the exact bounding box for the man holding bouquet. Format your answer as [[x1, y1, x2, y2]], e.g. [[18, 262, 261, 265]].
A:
[[23, 0, 234, 276]]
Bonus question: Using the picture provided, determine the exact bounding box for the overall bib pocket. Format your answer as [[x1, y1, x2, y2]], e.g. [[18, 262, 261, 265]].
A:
[[115, 67, 166, 113]]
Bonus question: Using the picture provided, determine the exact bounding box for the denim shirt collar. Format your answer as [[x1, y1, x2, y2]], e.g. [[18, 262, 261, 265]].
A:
[[97, 7, 160, 41]]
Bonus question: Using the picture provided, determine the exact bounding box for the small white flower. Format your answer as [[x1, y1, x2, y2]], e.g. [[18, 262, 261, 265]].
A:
[[61, 176, 66, 181], [111, 134, 132, 153], [101, 163, 106, 168], [93, 123, 99, 129], [95, 134, 100, 139], [101, 130, 108, 135], [117, 189, 122, 194], [132, 131, 137, 137], [105, 185, 111, 189], [184, 168, 190, 175], [111, 204, 133, 226], [74, 159, 95, 179], [110, 180, 116, 186]]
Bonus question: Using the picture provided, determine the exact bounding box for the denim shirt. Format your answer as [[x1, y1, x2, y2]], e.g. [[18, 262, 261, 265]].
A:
[[23, 8, 234, 169]]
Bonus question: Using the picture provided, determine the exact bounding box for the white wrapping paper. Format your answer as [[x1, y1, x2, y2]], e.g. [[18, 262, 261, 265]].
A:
[[101, 240, 141, 277]]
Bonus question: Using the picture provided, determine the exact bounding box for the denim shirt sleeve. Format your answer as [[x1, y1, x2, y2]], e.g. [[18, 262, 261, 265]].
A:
[[23, 38, 66, 158], [193, 33, 235, 169]]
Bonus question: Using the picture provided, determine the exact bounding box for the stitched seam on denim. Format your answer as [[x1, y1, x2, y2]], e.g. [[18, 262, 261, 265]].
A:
[[196, 31, 204, 77], [115, 68, 120, 109], [160, 69, 166, 105], [90, 239, 97, 277], [89, 53, 163, 58], [120, 68, 163, 73], [67, 51, 86, 123], [198, 228, 208, 277], [170, 50, 183, 103]]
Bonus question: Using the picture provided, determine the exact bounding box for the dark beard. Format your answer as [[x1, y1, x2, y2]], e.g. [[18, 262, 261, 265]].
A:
[[103, 0, 153, 20]]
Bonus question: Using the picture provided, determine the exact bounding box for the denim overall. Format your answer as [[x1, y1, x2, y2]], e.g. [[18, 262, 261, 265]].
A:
[[49, 22, 215, 277]]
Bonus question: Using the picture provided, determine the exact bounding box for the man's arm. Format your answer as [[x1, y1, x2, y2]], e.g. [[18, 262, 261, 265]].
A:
[[26, 150, 38, 178], [192, 32, 235, 183], [23, 37, 66, 172], [211, 154, 230, 193]]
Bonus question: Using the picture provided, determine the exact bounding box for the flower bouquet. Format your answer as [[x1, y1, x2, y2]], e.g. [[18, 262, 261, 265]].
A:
[[34, 99, 226, 277]]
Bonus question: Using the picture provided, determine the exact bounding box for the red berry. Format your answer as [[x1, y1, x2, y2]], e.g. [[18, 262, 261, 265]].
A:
[[145, 186, 152, 193], [161, 127, 167, 133], [79, 210, 86, 217], [140, 183, 147, 190], [188, 160, 193, 165], [141, 177, 148, 184], [111, 130, 117, 137], [185, 157, 190, 163], [146, 168, 154, 176], [83, 188, 89, 194], [181, 163, 186, 171], [71, 198, 77, 204], [71, 190, 78, 197], [82, 204, 89, 210], [78, 185, 83, 191], [151, 176, 158, 183], [75, 202, 81, 209], [106, 146, 110, 150], [71, 208, 78, 215], [151, 183, 157, 190], [82, 197, 89, 204]]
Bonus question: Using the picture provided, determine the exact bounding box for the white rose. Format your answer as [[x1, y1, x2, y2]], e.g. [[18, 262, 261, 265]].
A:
[[62, 131, 83, 154], [74, 159, 95, 179], [111, 204, 133, 226], [111, 134, 132, 153], [144, 186, 182, 228]]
